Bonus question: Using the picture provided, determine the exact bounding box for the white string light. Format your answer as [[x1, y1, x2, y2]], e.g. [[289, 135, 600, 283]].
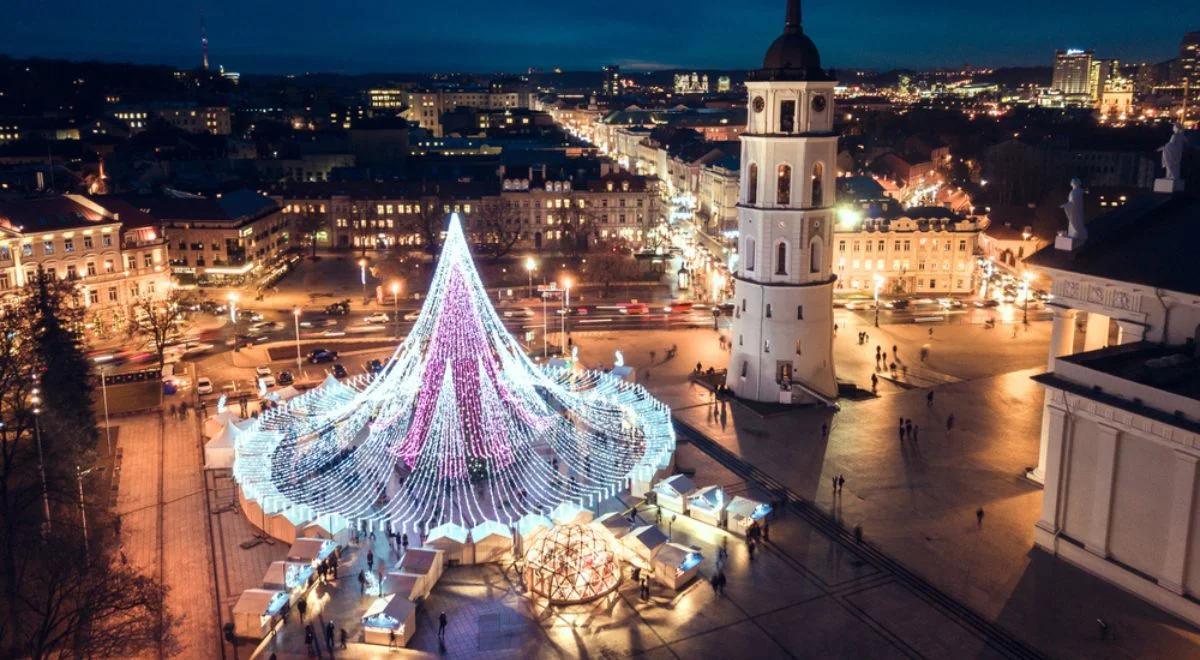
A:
[[233, 214, 675, 535]]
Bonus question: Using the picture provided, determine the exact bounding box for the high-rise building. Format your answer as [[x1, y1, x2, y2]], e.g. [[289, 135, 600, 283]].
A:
[[1052, 49, 1094, 101], [717, 75, 732, 93], [725, 0, 838, 404], [1180, 31, 1200, 123], [602, 65, 621, 97]]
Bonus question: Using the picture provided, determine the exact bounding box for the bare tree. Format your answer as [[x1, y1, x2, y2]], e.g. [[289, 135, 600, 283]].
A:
[[583, 253, 640, 298], [294, 212, 324, 259], [409, 198, 446, 256], [475, 198, 524, 262], [130, 289, 193, 370]]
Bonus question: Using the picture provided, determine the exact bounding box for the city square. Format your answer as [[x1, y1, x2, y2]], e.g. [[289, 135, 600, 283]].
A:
[[1, 1, 1199, 659]]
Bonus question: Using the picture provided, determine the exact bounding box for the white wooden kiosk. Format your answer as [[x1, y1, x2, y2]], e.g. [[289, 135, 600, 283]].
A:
[[623, 525, 669, 565], [382, 571, 423, 601], [725, 496, 772, 535], [686, 485, 728, 527], [592, 512, 634, 545], [231, 588, 288, 639], [261, 560, 314, 604], [300, 513, 352, 546], [551, 501, 594, 526], [470, 520, 513, 564], [652, 475, 697, 515], [361, 594, 418, 647], [426, 523, 469, 566], [288, 537, 337, 567], [652, 543, 703, 590], [265, 506, 312, 545], [396, 547, 444, 599]]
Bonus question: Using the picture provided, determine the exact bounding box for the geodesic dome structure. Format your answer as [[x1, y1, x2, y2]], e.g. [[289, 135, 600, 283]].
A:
[[524, 525, 621, 604], [231, 214, 675, 539]]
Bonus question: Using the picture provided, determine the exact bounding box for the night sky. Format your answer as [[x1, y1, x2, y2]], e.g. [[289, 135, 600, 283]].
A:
[[2, 0, 1198, 73]]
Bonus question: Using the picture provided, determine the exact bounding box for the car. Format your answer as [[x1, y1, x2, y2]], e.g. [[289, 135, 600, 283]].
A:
[[936, 298, 964, 309], [663, 301, 694, 313], [276, 370, 295, 386], [501, 307, 534, 319], [331, 364, 348, 379], [403, 310, 421, 321], [238, 309, 264, 322], [250, 320, 282, 332], [363, 312, 390, 324], [974, 299, 1001, 308], [300, 317, 338, 328], [180, 342, 215, 357], [325, 301, 351, 316], [196, 377, 214, 395], [255, 366, 272, 378], [884, 299, 910, 310], [621, 303, 650, 315], [366, 359, 384, 374], [258, 374, 276, 389], [308, 349, 339, 364], [235, 333, 270, 344]]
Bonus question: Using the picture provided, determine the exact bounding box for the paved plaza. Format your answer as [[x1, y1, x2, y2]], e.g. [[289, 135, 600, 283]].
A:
[[110, 310, 1200, 659]]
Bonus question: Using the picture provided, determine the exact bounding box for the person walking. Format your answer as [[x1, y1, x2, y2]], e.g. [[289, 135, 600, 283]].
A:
[[358, 570, 366, 594], [747, 538, 756, 560], [367, 549, 374, 571], [340, 627, 348, 649], [871, 373, 879, 394], [831, 475, 838, 494], [837, 474, 845, 492], [438, 611, 448, 640], [947, 413, 956, 432], [325, 621, 335, 650], [976, 507, 985, 528], [898, 421, 905, 442], [296, 597, 307, 623], [927, 390, 934, 406]]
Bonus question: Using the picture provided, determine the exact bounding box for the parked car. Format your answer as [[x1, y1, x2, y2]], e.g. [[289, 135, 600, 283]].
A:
[[276, 370, 294, 386], [884, 299, 910, 310], [325, 300, 351, 316], [238, 309, 264, 322], [308, 349, 339, 364], [403, 310, 421, 321], [300, 317, 338, 328], [331, 364, 348, 379], [501, 308, 534, 319], [363, 312, 389, 324], [250, 320, 282, 333], [196, 377, 213, 395], [621, 303, 650, 315], [366, 359, 384, 374], [974, 299, 1001, 308], [663, 301, 694, 313]]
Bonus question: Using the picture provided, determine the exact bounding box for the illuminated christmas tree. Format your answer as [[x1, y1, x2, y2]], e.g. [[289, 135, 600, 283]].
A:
[[233, 214, 674, 534]]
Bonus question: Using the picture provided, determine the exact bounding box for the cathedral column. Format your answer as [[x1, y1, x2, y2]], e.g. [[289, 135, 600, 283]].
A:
[[1034, 403, 1071, 549], [1160, 451, 1198, 595], [1085, 424, 1120, 558]]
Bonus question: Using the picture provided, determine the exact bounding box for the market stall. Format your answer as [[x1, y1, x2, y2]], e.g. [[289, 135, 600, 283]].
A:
[[623, 525, 669, 564], [725, 496, 772, 535], [652, 475, 697, 515], [300, 513, 351, 546], [265, 506, 312, 544], [361, 594, 418, 646], [551, 501, 594, 526], [396, 547, 444, 599], [592, 512, 634, 542], [426, 522, 469, 566], [381, 571, 423, 601], [287, 537, 337, 567], [231, 588, 288, 639], [469, 520, 513, 564], [261, 560, 314, 603], [651, 543, 703, 590], [686, 485, 728, 527]]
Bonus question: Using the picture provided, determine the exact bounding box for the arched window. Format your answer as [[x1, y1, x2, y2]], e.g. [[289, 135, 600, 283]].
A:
[[777, 164, 791, 206], [745, 237, 756, 272], [746, 163, 758, 205], [775, 241, 788, 275], [811, 162, 825, 207], [809, 237, 823, 273]]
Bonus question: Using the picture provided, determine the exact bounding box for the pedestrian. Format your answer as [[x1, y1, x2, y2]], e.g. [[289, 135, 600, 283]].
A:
[[821, 422, 828, 439], [631, 565, 641, 583], [340, 627, 348, 649], [947, 413, 956, 432], [976, 507, 985, 528], [762, 520, 770, 541], [898, 423, 905, 442], [905, 418, 912, 439], [892, 344, 897, 356], [717, 570, 726, 594], [332, 557, 338, 580], [358, 570, 366, 594], [402, 532, 409, 549], [747, 539, 756, 560], [928, 327, 933, 338], [305, 625, 315, 650], [389, 628, 397, 648], [297, 597, 307, 622], [927, 390, 934, 406], [871, 373, 878, 394], [438, 611, 448, 640], [710, 572, 720, 592], [831, 475, 838, 494], [854, 525, 863, 543], [837, 474, 845, 492], [326, 621, 335, 649], [367, 549, 374, 571]]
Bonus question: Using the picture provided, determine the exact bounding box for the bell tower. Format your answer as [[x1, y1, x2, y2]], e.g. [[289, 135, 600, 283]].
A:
[[726, 0, 838, 404]]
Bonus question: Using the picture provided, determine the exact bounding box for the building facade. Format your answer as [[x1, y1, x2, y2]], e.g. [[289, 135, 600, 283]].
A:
[[726, 0, 838, 405], [832, 211, 982, 295]]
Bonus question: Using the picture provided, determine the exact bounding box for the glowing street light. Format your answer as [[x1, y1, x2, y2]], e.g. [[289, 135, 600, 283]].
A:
[[524, 256, 537, 298], [1021, 272, 1034, 325], [873, 274, 884, 328], [358, 258, 368, 302], [226, 291, 239, 324], [390, 279, 402, 337], [293, 307, 303, 372]]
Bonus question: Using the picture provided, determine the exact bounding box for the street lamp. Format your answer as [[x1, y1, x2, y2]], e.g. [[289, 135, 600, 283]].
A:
[[390, 280, 402, 337], [560, 276, 573, 355], [227, 291, 239, 324], [99, 365, 112, 457], [358, 258, 368, 303], [77, 465, 98, 556], [873, 274, 884, 328], [292, 307, 303, 372], [31, 389, 50, 538], [1022, 272, 1034, 325], [524, 257, 537, 298]]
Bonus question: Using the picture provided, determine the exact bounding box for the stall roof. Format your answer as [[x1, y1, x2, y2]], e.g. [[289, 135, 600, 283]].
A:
[[288, 537, 335, 562], [654, 474, 697, 496], [362, 594, 417, 629], [626, 525, 668, 552], [470, 520, 512, 541], [427, 522, 469, 544], [233, 588, 284, 615], [398, 548, 441, 574]]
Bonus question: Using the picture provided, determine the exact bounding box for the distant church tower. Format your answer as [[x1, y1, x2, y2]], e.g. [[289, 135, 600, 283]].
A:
[[726, 0, 838, 404]]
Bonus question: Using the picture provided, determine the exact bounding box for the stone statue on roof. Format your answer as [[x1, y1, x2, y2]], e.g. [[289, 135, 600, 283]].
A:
[[1062, 178, 1086, 243], [1161, 124, 1186, 181]]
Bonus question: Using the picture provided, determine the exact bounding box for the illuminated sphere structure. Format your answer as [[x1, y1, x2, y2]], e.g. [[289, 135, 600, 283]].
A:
[[524, 525, 621, 604], [231, 214, 674, 537]]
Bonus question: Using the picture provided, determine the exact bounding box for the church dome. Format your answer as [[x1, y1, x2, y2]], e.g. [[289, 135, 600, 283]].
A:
[[753, 0, 832, 81]]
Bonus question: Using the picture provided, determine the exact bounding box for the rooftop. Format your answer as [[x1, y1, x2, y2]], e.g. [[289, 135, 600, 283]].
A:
[[1025, 192, 1200, 297]]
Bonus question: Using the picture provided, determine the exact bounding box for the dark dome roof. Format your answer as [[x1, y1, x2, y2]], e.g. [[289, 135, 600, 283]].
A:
[[752, 0, 833, 82], [763, 31, 822, 72]]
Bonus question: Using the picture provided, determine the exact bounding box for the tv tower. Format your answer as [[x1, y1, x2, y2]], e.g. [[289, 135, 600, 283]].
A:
[[200, 16, 210, 71]]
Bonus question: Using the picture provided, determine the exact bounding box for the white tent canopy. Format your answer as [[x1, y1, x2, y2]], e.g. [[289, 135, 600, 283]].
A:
[[470, 520, 513, 564], [204, 418, 242, 469]]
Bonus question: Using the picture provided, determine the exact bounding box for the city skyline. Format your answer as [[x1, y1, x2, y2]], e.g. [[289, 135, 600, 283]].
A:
[[1, 0, 1198, 74]]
